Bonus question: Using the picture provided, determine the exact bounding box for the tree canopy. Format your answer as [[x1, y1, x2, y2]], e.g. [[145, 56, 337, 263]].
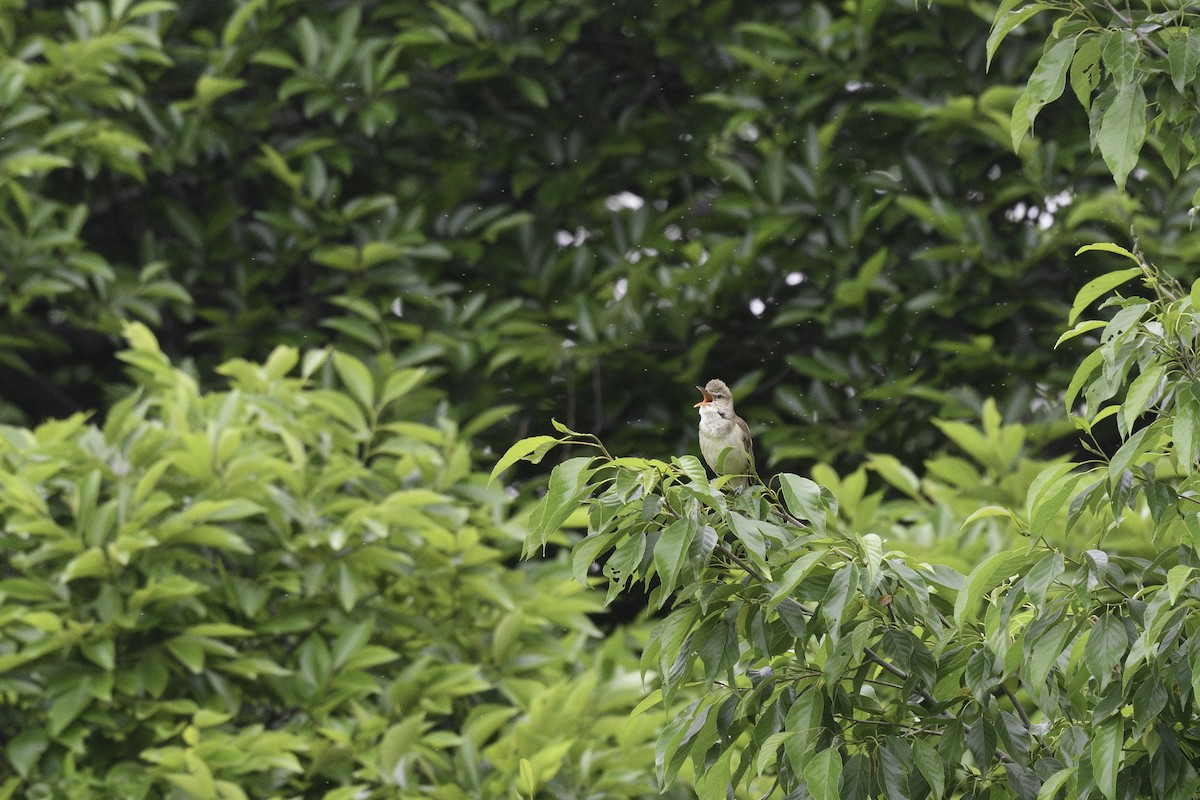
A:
[[3, 0, 1200, 798]]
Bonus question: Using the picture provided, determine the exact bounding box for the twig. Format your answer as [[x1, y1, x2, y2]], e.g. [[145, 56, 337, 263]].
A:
[[1101, 0, 1169, 59], [1001, 684, 1034, 729]]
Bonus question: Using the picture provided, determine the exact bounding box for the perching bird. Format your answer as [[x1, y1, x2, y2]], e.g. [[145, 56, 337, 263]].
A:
[[694, 378, 755, 489]]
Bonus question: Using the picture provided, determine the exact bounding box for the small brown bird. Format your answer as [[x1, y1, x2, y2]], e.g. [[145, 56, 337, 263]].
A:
[[694, 378, 755, 489]]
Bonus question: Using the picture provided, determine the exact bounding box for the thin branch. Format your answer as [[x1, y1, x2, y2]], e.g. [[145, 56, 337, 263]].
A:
[[1101, 0, 1169, 58], [1001, 684, 1034, 729]]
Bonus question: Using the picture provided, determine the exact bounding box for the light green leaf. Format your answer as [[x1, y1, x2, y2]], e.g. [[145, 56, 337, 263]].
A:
[[1108, 420, 1165, 483], [866, 454, 922, 500], [1070, 35, 1102, 110], [803, 748, 842, 800], [332, 352, 375, 411], [525, 457, 597, 556], [962, 505, 1018, 528], [1055, 318, 1107, 348], [1065, 347, 1106, 411], [1067, 264, 1141, 324], [652, 518, 696, 598], [1167, 564, 1193, 604], [1036, 767, 1076, 800], [766, 551, 823, 612], [777, 474, 828, 534], [1101, 30, 1139, 86], [987, 4, 1050, 69], [954, 548, 1034, 626], [489, 435, 558, 484], [1026, 619, 1070, 690], [784, 689, 824, 775], [1174, 383, 1200, 473], [1122, 363, 1166, 424]]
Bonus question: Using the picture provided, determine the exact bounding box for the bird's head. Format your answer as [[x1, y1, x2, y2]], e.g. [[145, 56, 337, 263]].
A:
[[694, 379, 734, 415]]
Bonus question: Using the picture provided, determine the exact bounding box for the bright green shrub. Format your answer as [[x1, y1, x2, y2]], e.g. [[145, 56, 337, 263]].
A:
[[0, 325, 671, 799]]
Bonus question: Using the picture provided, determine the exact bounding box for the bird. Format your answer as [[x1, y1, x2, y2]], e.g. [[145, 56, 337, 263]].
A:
[[694, 378, 755, 489]]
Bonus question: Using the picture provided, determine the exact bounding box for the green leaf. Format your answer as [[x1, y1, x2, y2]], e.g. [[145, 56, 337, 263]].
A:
[[515, 75, 549, 108], [987, 4, 1050, 69], [954, 549, 1034, 627], [1026, 619, 1070, 691], [962, 505, 1018, 527], [1070, 35, 1103, 110], [652, 518, 697, 599], [821, 565, 857, 632], [489, 435, 558, 483], [865, 454, 922, 500], [332, 352, 375, 411], [1060, 319, 1104, 347], [222, 0, 267, 46], [1122, 362, 1165, 424], [912, 739, 945, 800], [1010, 90, 1032, 151], [784, 689, 825, 775], [1101, 30, 1139, 86], [1167, 564, 1193, 604], [1065, 347, 1106, 410], [777, 474, 830, 534], [803, 748, 842, 800], [1108, 420, 1164, 483], [525, 457, 597, 556], [767, 551, 823, 612], [728, 512, 772, 569], [1067, 264, 1142, 324], [6, 730, 48, 778], [1173, 383, 1200, 474], [48, 683, 91, 736], [1097, 81, 1146, 192], [1169, 31, 1200, 92], [1024, 36, 1077, 130], [380, 368, 426, 407], [1036, 767, 1076, 800], [1090, 717, 1123, 800], [1026, 462, 1083, 540]]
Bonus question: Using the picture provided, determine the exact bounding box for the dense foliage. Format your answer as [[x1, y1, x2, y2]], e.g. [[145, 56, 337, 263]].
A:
[[5, 0, 1200, 798], [505, 254, 1200, 799], [5, 0, 1190, 464], [0, 327, 673, 799]]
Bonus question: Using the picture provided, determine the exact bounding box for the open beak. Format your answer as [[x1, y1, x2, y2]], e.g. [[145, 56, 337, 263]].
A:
[[693, 386, 714, 407]]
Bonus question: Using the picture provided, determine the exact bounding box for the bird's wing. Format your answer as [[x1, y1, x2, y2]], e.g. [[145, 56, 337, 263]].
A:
[[735, 414, 754, 465]]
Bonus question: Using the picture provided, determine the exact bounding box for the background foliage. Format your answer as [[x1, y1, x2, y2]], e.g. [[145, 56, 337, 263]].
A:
[[4, 0, 1200, 797], [7, 0, 1193, 463]]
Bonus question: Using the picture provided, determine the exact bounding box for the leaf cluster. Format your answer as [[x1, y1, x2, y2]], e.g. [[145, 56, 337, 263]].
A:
[[505, 258, 1200, 797], [0, 327, 672, 799]]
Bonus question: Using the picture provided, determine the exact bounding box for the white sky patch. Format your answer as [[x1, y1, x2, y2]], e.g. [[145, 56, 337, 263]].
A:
[[613, 277, 628, 301], [749, 298, 766, 317], [785, 271, 805, 286]]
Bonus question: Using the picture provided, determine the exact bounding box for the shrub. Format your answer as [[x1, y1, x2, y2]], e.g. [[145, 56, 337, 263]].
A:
[[0, 325, 669, 799]]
